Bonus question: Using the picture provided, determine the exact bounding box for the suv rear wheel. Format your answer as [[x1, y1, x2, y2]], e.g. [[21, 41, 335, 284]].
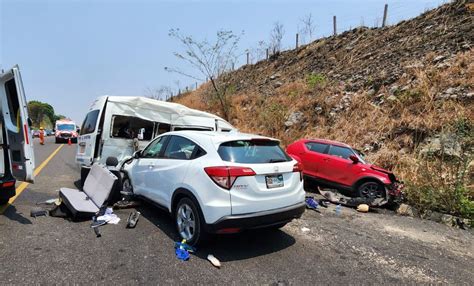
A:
[[175, 197, 206, 246]]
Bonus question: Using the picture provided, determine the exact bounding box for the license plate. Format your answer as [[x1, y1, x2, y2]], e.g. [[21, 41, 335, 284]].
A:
[[266, 174, 284, 189]]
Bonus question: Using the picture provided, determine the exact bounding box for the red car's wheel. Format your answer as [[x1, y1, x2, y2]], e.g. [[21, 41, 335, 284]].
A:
[[357, 181, 385, 199]]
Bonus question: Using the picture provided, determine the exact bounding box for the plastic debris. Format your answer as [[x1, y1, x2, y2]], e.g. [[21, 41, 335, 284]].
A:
[[301, 227, 310, 232], [305, 197, 319, 210], [96, 207, 120, 224], [335, 204, 342, 215], [126, 211, 141, 228], [207, 254, 221, 268], [174, 239, 196, 261], [30, 207, 48, 218], [357, 204, 369, 213]]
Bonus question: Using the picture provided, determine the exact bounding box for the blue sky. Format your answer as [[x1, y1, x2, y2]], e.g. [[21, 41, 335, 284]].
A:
[[1, 0, 445, 123]]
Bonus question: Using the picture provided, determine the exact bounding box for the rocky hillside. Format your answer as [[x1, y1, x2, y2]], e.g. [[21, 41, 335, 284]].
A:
[[175, 1, 473, 219]]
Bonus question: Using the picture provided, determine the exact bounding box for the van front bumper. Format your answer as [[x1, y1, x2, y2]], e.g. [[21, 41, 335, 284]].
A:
[[205, 201, 306, 233]]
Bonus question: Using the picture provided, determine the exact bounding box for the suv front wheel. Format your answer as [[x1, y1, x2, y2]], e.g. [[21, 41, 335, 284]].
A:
[[175, 197, 206, 246], [357, 181, 385, 200]]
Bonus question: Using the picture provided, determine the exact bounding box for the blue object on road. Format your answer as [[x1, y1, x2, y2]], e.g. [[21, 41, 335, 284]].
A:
[[305, 197, 319, 210], [175, 247, 190, 261], [174, 239, 196, 261]]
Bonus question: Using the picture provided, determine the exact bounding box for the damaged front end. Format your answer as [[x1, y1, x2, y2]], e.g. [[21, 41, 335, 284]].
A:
[[386, 179, 405, 204]]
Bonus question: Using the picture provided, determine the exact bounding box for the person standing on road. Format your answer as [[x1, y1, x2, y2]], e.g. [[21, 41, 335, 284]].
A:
[[39, 127, 45, 145]]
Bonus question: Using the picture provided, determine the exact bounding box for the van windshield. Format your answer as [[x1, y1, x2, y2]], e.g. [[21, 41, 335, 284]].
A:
[[57, 124, 75, 131], [218, 140, 291, 164]]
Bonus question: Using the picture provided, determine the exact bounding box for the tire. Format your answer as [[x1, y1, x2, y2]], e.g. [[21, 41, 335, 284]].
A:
[[55, 138, 59, 144], [356, 181, 385, 200], [174, 197, 207, 246], [0, 198, 9, 205], [122, 176, 134, 195]]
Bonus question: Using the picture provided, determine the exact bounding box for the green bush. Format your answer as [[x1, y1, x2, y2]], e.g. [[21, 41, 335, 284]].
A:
[[306, 73, 326, 89]]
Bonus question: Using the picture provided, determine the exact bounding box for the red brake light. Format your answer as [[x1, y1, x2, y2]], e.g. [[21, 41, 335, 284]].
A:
[[204, 166, 256, 190], [293, 162, 303, 181], [2, 181, 15, 188]]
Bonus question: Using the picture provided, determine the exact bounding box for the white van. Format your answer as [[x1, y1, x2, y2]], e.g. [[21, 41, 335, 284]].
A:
[[75, 96, 235, 181], [0, 66, 35, 204]]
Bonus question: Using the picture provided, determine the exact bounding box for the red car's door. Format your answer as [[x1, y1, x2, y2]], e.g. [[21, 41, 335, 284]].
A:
[[301, 141, 329, 179], [319, 145, 360, 187]]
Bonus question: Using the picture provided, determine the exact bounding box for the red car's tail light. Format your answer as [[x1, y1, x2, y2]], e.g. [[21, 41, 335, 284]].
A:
[[204, 166, 256, 190], [293, 162, 303, 181]]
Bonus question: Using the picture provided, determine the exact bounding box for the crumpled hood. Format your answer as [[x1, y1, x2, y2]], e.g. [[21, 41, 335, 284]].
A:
[[369, 165, 393, 175]]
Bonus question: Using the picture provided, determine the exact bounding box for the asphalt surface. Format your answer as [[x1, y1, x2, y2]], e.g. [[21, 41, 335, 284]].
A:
[[0, 136, 473, 284]]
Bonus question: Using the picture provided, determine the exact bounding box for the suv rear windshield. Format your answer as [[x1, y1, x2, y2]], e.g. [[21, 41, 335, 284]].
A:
[[218, 140, 291, 164]]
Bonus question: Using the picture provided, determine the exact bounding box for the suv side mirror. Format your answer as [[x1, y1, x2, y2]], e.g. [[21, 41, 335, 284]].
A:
[[349, 155, 359, 164], [133, 150, 142, 159]]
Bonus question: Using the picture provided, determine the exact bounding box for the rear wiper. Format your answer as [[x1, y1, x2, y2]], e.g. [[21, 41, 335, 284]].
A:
[[268, 159, 287, 163]]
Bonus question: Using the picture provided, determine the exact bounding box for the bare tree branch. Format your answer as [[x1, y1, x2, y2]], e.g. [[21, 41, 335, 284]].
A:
[[167, 29, 243, 120]]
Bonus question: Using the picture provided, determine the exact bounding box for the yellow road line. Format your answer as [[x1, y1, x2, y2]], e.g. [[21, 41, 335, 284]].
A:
[[0, 144, 64, 214]]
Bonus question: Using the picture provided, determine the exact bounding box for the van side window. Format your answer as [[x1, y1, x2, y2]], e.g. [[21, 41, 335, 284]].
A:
[[111, 115, 154, 140], [156, 123, 171, 135], [4, 78, 20, 127], [80, 110, 100, 135]]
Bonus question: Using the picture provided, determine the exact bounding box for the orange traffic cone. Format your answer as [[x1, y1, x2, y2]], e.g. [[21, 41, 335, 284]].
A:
[[68, 138, 72, 145]]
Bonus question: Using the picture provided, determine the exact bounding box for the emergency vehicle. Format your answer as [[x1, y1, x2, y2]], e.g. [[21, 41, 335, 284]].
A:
[[55, 119, 78, 143]]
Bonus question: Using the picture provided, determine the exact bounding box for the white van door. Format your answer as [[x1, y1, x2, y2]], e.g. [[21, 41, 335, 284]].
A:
[[76, 109, 102, 166], [0, 66, 35, 183]]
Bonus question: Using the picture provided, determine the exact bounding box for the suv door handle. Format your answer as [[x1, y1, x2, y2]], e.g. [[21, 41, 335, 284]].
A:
[[323, 158, 330, 161]]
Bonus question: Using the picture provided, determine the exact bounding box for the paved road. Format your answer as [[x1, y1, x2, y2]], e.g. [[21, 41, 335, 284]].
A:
[[0, 136, 473, 284]]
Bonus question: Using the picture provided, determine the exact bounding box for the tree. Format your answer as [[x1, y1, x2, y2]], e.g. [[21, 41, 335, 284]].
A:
[[145, 86, 173, 101], [28, 100, 55, 128], [166, 29, 243, 120], [299, 14, 316, 44], [270, 22, 285, 53]]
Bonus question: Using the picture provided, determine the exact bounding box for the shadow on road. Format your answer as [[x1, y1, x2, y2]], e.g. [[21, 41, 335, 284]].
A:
[[139, 201, 296, 262], [2, 205, 32, 224]]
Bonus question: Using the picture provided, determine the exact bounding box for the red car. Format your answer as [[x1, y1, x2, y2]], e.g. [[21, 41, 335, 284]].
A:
[[286, 139, 403, 202]]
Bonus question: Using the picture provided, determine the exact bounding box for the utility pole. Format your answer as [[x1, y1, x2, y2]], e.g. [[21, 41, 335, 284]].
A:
[[382, 4, 388, 27]]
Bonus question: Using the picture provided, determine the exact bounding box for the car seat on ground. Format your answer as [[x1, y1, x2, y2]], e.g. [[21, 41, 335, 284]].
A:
[[59, 164, 117, 219]]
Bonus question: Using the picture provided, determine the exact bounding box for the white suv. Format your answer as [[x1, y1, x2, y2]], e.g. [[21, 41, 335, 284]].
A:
[[122, 131, 305, 245]]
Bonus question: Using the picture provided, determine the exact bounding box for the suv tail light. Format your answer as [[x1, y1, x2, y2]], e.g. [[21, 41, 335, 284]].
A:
[[293, 162, 303, 181], [204, 166, 256, 190]]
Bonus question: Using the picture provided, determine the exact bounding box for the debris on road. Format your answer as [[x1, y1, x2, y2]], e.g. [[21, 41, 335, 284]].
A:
[[357, 204, 369, 213], [335, 204, 342, 216], [305, 197, 319, 210], [126, 211, 140, 228], [301, 227, 310, 233], [207, 254, 221, 268], [36, 198, 60, 206], [30, 207, 48, 218], [96, 207, 120, 224], [59, 164, 117, 219], [319, 187, 387, 207], [174, 239, 195, 261], [113, 199, 141, 209]]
